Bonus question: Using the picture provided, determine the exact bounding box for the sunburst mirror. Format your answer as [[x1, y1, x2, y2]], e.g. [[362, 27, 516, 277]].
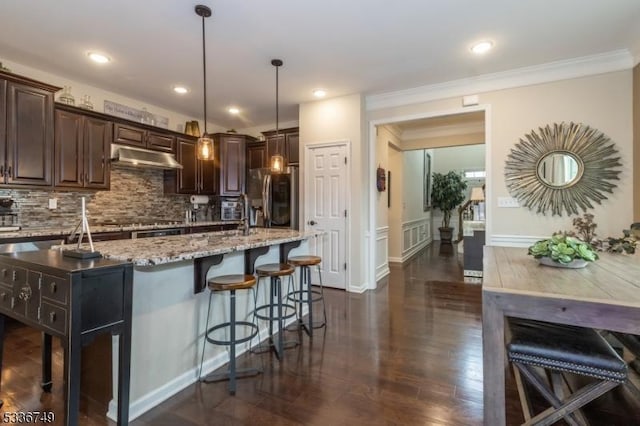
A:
[[505, 122, 622, 216]]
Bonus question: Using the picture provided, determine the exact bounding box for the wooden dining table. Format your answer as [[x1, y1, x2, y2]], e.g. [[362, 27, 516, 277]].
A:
[[482, 246, 640, 425]]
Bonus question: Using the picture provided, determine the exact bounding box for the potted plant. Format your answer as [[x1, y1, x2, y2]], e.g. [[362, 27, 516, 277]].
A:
[[430, 171, 467, 243], [528, 234, 598, 268]]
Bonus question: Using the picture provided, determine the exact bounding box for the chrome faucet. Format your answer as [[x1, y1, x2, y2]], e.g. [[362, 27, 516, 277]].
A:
[[238, 193, 250, 236]]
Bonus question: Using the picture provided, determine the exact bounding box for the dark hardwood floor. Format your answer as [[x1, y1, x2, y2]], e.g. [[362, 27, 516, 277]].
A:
[[1, 242, 638, 425]]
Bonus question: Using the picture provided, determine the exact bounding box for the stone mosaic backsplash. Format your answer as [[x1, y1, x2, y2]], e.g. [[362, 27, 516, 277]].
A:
[[0, 165, 203, 229]]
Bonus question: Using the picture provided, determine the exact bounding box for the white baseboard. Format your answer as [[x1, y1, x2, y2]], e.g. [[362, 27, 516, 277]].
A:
[[107, 311, 306, 422], [375, 265, 390, 282], [349, 281, 368, 293]]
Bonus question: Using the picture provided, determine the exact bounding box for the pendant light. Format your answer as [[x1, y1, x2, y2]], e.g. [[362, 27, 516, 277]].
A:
[[270, 59, 284, 173], [195, 5, 213, 161]]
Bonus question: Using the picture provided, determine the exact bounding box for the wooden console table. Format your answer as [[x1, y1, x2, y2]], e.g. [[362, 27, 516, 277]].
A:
[[0, 250, 133, 426], [482, 246, 640, 425]]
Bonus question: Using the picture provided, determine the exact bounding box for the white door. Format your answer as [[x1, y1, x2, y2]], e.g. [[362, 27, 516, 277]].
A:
[[305, 143, 348, 289]]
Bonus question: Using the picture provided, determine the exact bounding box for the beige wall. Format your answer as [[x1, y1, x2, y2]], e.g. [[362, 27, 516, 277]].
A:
[[368, 71, 634, 241], [299, 93, 366, 292], [634, 63, 640, 221], [388, 144, 403, 259]]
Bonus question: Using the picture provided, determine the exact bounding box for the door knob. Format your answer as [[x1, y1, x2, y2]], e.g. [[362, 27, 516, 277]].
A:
[[308, 220, 316, 225]]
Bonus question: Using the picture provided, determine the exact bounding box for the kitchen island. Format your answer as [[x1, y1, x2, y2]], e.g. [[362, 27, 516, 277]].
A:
[[56, 228, 321, 422]]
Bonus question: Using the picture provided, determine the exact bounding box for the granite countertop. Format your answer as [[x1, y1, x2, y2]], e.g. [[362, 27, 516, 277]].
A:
[[54, 228, 321, 266], [0, 221, 240, 239]]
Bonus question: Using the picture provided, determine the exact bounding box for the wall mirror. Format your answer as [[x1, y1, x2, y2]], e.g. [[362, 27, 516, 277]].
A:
[[505, 122, 621, 216]]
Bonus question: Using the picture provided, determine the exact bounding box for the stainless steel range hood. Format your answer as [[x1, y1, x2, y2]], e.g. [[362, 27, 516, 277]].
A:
[[110, 144, 183, 170]]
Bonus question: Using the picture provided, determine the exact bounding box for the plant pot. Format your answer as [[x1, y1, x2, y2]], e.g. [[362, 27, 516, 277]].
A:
[[538, 257, 588, 269], [439, 227, 454, 244]]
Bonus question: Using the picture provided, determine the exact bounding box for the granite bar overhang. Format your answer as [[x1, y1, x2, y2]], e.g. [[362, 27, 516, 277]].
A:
[[54, 228, 321, 267]]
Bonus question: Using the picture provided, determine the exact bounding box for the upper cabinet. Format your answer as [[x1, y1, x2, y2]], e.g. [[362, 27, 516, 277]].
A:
[[0, 71, 59, 187], [54, 106, 111, 189], [214, 133, 250, 196], [246, 140, 267, 170], [164, 133, 255, 196], [262, 127, 299, 166], [164, 136, 217, 195], [114, 123, 175, 153]]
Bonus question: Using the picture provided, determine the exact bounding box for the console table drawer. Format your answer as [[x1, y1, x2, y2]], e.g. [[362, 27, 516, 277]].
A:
[[40, 302, 67, 335], [41, 274, 69, 305], [0, 266, 27, 286], [0, 287, 12, 311]]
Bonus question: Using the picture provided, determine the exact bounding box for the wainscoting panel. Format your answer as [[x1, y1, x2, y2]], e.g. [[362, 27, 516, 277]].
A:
[[389, 217, 432, 264], [376, 227, 390, 281]]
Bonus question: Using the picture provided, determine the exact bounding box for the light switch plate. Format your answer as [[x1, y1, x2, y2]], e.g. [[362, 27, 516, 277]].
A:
[[48, 198, 57, 209], [497, 197, 520, 208]]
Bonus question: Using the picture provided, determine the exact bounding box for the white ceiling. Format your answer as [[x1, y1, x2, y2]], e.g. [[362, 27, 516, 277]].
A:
[[1, 1, 639, 129]]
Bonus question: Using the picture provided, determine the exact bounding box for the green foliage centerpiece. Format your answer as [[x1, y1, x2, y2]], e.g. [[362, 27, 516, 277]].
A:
[[528, 234, 598, 268]]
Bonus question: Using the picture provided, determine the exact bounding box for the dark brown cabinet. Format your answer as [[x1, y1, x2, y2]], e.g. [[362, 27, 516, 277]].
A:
[[214, 133, 247, 196], [246, 140, 267, 170], [0, 71, 59, 187], [54, 107, 111, 189], [262, 127, 299, 166], [114, 122, 175, 153], [164, 137, 217, 195]]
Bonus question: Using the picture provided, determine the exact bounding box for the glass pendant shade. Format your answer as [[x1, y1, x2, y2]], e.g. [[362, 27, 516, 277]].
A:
[[270, 154, 284, 173], [197, 135, 213, 161]]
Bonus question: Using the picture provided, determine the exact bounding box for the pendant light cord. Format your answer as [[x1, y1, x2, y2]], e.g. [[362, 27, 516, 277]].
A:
[[201, 13, 208, 136]]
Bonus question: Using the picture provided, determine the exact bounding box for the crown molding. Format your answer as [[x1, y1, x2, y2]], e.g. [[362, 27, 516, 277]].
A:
[[366, 49, 634, 111]]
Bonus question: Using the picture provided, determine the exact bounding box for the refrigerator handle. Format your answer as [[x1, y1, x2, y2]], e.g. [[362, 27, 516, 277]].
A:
[[262, 174, 271, 226]]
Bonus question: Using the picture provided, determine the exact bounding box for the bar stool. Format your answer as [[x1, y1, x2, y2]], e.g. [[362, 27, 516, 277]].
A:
[[287, 255, 327, 337], [253, 263, 298, 360], [198, 274, 261, 395], [507, 318, 640, 425]]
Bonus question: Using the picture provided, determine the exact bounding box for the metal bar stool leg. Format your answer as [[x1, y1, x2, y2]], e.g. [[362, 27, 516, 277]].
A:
[[198, 291, 214, 381]]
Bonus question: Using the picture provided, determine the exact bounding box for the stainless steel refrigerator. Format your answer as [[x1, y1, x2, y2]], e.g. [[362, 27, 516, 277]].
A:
[[247, 166, 299, 229]]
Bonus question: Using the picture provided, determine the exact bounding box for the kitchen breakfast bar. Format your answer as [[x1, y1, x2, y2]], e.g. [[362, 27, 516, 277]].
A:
[[51, 228, 320, 423]]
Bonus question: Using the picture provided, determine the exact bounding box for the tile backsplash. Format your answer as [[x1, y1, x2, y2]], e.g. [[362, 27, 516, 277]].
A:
[[0, 165, 208, 229]]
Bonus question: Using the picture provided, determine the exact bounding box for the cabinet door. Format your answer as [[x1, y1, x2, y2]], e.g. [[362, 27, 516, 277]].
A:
[[199, 158, 217, 195], [176, 138, 198, 194], [113, 123, 146, 148], [54, 109, 83, 188], [219, 136, 245, 196], [147, 131, 175, 153], [286, 132, 299, 165], [6, 82, 54, 186], [247, 141, 266, 170], [83, 117, 111, 189], [0, 81, 5, 178]]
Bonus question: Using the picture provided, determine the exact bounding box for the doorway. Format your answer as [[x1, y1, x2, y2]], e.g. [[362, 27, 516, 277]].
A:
[[369, 106, 490, 290]]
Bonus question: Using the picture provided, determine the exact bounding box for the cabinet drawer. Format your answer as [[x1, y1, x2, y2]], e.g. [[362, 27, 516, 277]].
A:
[[0, 265, 27, 286], [114, 123, 146, 147], [40, 301, 67, 335], [0, 286, 12, 312], [41, 274, 69, 305]]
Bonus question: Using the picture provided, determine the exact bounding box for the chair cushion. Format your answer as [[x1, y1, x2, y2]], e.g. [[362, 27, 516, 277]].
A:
[[507, 319, 627, 383]]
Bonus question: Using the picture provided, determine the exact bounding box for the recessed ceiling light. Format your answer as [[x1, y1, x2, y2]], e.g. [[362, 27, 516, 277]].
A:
[[87, 51, 111, 64], [173, 86, 189, 94], [312, 89, 327, 98], [470, 40, 493, 55], [228, 107, 240, 115]]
